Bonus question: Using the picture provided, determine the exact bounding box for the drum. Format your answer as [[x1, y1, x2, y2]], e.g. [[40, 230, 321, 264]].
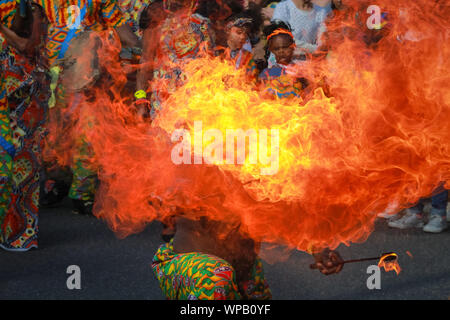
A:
[[60, 31, 101, 92]]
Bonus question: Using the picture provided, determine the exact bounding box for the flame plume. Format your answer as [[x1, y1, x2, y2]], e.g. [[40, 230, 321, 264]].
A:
[[44, 0, 450, 254]]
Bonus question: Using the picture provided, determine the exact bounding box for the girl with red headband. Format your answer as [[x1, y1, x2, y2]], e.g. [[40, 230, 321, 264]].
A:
[[271, 0, 338, 57], [259, 21, 306, 99]]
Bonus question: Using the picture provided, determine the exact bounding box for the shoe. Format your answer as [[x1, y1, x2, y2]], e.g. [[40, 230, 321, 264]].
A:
[[388, 211, 424, 229], [377, 212, 395, 219], [40, 180, 70, 208], [423, 201, 432, 214], [377, 201, 402, 220], [378, 211, 402, 222], [387, 212, 403, 223], [72, 199, 94, 215], [423, 214, 448, 233]]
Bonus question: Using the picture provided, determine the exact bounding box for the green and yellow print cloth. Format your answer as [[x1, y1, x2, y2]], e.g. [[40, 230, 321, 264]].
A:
[[152, 239, 272, 300]]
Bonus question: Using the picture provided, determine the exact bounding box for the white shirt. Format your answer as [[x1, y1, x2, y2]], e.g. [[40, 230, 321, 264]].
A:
[[272, 0, 330, 53]]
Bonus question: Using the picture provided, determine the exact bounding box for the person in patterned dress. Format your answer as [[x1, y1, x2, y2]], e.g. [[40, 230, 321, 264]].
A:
[[135, 0, 266, 300], [34, 0, 138, 67], [134, 0, 217, 242], [0, 0, 50, 251], [135, 0, 215, 119], [220, 11, 260, 79], [144, 1, 273, 300], [35, 0, 139, 215]]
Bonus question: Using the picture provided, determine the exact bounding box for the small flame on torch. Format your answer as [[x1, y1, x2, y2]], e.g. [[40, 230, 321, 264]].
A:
[[378, 252, 401, 275]]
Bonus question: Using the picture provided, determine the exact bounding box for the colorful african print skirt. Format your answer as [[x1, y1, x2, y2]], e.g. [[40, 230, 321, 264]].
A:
[[0, 42, 49, 251]]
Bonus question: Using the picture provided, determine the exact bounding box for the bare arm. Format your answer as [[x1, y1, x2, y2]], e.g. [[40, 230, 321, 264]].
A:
[[115, 23, 140, 48], [0, 4, 46, 56], [135, 2, 167, 94], [0, 24, 28, 52], [136, 26, 159, 92]]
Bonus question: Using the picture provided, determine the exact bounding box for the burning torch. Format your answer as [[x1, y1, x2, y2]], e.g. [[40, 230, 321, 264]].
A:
[[310, 252, 401, 274]]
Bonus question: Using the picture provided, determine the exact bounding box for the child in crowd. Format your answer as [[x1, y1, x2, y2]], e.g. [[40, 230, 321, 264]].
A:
[[245, 0, 282, 69], [220, 11, 260, 79], [271, 0, 340, 61], [259, 21, 306, 99]]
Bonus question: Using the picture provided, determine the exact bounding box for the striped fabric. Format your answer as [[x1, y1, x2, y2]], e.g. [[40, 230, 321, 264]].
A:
[[33, 0, 126, 66], [35, 0, 125, 27]]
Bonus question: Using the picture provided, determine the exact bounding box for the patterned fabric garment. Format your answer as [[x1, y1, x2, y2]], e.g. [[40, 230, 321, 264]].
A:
[[0, 4, 50, 251], [226, 41, 258, 79], [117, 0, 152, 38], [259, 64, 303, 99], [34, 0, 125, 203], [150, 12, 214, 118], [33, 0, 126, 66], [45, 76, 97, 203], [0, 0, 15, 26], [68, 116, 98, 201], [50, 84, 98, 202], [152, 240, 272, 300], [0, 38, 12, 231]]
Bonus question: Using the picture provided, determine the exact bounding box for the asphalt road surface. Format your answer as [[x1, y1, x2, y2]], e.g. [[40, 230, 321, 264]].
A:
[[1, 198, 449, 300]]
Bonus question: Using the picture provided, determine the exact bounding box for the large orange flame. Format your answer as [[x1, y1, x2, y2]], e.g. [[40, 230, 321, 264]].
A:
[[44, 0, 450, 254]]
